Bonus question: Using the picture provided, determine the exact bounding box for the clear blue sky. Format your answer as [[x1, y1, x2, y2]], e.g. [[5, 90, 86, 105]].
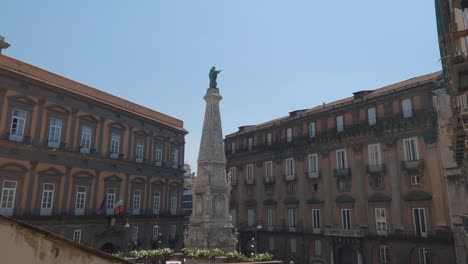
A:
[[3, 1, 440, 173]]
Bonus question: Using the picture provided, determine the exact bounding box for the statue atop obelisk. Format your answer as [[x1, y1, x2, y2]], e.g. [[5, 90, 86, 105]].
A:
[[184, 67, 237, 252]]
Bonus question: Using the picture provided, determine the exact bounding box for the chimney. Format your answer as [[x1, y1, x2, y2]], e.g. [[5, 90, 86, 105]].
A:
[[0, 36, 10, 54], [352, 90, 373, 99]]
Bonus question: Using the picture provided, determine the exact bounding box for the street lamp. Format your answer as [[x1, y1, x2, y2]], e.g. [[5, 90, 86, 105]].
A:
[[255, 219, 263, 254]]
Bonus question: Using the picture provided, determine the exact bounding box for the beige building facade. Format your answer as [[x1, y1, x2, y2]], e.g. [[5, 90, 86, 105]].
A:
[[226, 72, 455, 263], [0, 54, 187, 254]]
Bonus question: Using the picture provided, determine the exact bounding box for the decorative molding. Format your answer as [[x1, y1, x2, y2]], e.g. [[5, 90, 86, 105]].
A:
[[108, 121, 127, 131], [78, 114, 99, 123], [72, 170, 95, 180], [103, 174, 122, 182], [7, 95, 36, 105], [351, 143, 363, 153], [0, 162, 28, 173], [368, 193, 392, 202], [335, 194, 355, 203], [46, 104, 70, 115], [38, 167, 64, 177]]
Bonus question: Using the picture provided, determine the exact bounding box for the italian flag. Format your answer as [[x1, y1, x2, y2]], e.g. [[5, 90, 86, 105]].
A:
[[113, 197, 123, 215]]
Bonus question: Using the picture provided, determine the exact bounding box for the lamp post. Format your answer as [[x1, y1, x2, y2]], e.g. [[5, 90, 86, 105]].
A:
[[122, 217, 130, 256], [255, 219, 263, 254]]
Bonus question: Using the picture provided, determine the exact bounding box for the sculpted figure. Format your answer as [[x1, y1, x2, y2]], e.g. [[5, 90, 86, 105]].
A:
[[209, 66, 221, 88]]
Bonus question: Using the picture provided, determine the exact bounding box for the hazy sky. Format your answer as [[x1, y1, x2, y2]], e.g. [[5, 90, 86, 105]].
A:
[[2, 1, 441, 173]]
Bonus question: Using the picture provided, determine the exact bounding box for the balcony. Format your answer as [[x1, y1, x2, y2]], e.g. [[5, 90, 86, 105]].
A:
[[324, 228, 364, 238], [402, 160, 424, 171], [245, 178, 255, 185], [8, 134, 23, 143], [80, 147, 90, 154], [285, 174, 295, 182], [334, 168, 351, 178], [47, 141, 60, 149], [367, 164, 385, 174], [264, 176, 275, 185], [307, 171, 320, 179], [109, 153, 119, 160], [154, 161, 162, 167], [135, 157, 143, 163]]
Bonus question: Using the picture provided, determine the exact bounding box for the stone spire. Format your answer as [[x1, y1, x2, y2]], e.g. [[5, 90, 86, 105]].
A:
[[184, 70, 236, 252]]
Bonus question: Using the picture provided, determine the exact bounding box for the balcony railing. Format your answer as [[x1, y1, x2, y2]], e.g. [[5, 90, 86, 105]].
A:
[[334, 168, 351, 178], [402, 160, 424, 171], [8, 134, 24, 143], [135, 157, 143, 163], [324, 228, 364, 237], [245, 178, 255, 185], [307, 171, 320, 179], [264, 176, 275, 184], [285, 174, 295, 182], [367, 164, 385, 174]]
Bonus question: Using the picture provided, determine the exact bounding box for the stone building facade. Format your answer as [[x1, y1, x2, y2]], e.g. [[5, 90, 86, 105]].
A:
[[225, 72, 456, 263], [0, 54, 187, 253]]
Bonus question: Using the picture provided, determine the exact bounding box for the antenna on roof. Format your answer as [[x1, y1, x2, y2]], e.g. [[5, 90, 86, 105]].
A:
[[0, 36, 10, 54]]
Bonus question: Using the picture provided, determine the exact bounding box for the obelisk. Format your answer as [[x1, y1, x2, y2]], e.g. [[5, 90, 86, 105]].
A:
[[184, 67, 236, 252]]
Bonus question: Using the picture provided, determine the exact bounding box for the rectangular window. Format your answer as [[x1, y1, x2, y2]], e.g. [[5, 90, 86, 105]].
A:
[[230, 208, 237, 226], [368, 107, 376, 125], [380, 245, 390, 263], [73, 229, 82, 243], [290, 238, 297, 253], [48, 118, 62, 148], [314, 240, 322, 257], [375, 208, 387, 236], [309, 122, 316, 138], [171, 192, 178, 215], [229, 167, 237, 184], [133, 190, 141, 215], [246, 164, 254, 184], [269, 237, 275, 251], [9, 108, 27, 142], [267, 208, 275, 229], [170, 225, 177, 240], [336, 149, 347, 169], [0, 180, 17, 216], [40, 183, 55, 216], [248, 137, 253, 150], [171, 148, 179, 169], [74, 185, 86, 216], [155, 144, 163, 166], [110, 133, 120, 158], [418, 248, 429, 264], [285, 158, 295, 180], [153, 225, 160, 241], [287, 128, 293, 142], [267, 133, 272, 145], [404, 138, 419, 161], [153, 192, 161, 215], [132, 226, 138, 244], [106, 188, 116, 215], [308, 154, 318, 177], [336, 115, 344, 132], [413, 208, 427, 238], [135, 144, 144, 162], [247, 209, 255, 227], [265, 161, 273, 182], [411, 175, 421, 185], [288, 208, 296, 231], [231, 142, 236, 154], [341, 208, 352, 230], [312, 209, 321, 233], [402, 98, 413, 118], [80, 126, 92, 154], [368, 144, 381, 166]]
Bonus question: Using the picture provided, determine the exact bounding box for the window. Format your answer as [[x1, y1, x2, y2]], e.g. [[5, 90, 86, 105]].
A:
[[368, 107, 376, 125], [133, 190, 141, 215], [80, 126, 92, 154], [132, 226, 138, 244], [153, 192, 160, 215], [380, 245, 390, 263], [248, 137, 253, 150], [230, 209, 237, 226], [110, 133, 120, 159], [231, 142, 236, 154], [75, 185, 86, 216], [106, 188, 116, 215], [402, 98, 412, 118], [170, 192, 178, 215], [153, 225, 160, 241], [336, 149, 347, 169], [9, 109, 27, 142], [375, 208, 387, 236], [266, 133, 272, 145], [171, 148, 179, 169], [418, 248, 429, 264], [288, 208, 296, 231], [336, 115, 344, 132], [312, 183, 319, 192], [314, 240, 322, 257], [269, 237, 275, 251], [73, 229, 82, 243], [290, 238, 297, 253], [247, 209, 255, 227], [308, 154, 319, 178], [265, 161, 273, 182], [40, 183, 55, 216], [413, 208, 427, 238], [136, 144, 144, 163], [246, 164, 254, 184], [373, 177, 384, 189], [404, 138, 419, 161], [341, 209, 352, 230], [312, 209, 321, 233], [338, 180, 351, 192], [0, 180, 17, 216], [229, 167, 237, 184], [48, 118, 62, 148], [265, 184, 274, 194], [155, 144, 163, 166], [267, 208, 274, 229], [411, 175, 421, 185], [287, 128, 293, 142], [170, 225, 177, 240], [285, 158, 295, 180], [368, 144, 381, 166], [309, 122, 316, 138]]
